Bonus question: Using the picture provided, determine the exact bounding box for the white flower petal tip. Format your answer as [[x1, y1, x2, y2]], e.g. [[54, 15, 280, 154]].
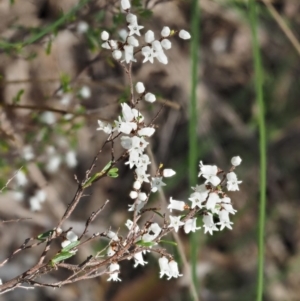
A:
[[231, 156, 242, 166], [179, 29, 191, 40]]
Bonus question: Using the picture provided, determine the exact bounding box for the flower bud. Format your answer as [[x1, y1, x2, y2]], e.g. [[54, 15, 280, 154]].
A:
[[161, 39, 171, 50], [231, 156, 242, 166], [163, 169, 176, 177], [133, 180, 142, 190], [161, 26, 171, 37], [145, 30, 155, 43], [112, 50, 122, 60], [144, 92, 156, 103], [135, 82, 145, 93], [179, 29, 191, 40], [129, 190, 138, 199], [101, 31, 110, 41], [126, 13, 137, 25], [121, 0, 131, 10]]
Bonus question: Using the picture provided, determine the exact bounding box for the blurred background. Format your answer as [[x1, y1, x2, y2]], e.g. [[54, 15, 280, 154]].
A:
[[0, 0, 300, 300]]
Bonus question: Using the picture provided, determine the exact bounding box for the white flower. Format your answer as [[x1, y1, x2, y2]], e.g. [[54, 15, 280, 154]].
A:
[[135, 167, 150, 183], [107, 230, 119, 241], [125, 149, 140, 168], [168, 197, 185, 212], [101, 41, 110, 49], [41, 111, 56, 125], [13, 191, 24, 202], [121, 0, 131, 10], [77, 21, 89, 34], [184, 218, 201, 234], [133, 252, 148, 267], [65, 151, 77, 168], [192, 184, 208, 193], [35, 190, 46, 202], [61, 240, 71, 248], [168, 260, 182, 279], [46, 156, 61, 173], [127, 36, 139, 47], [161, 39, 172, 50], [15, 171, 28, 187], [226, 172, 242, 191], [188, 191, 207, 209], [128, 23, 144, 36], [159, 256, 170, 278], [137, 127, 155, 137], [169, 216, 185, 232], [97, 120, 112, 134], [133, 180, 142, 190], [107, 262, 121, 281], [112, 49, 122, 60], [129, 190, 138, 199], [138, 192, 147, 202], [221, 197, 237, 215], [23, 145, 34, 161], [217, 210, 233, 230], [151, 177, 166, 192], [145, 30, 155, 43], [206, 193, 220, 210], [162, 169, 176, 177], [142, 223, 161, 242], [144, 92, 156, 103], [203, 214, 219, 235], [179, 29, 191, 40], [79, 86, 91, 99], [156, 50, 168, 64], [66, 231, 78, 242], [198, 161, 221, 186], [29, 196, 42, 211], [161, 26, 171, 37], [135, 82, 145, 93], [107, 245, 115, 256], [126, 13, 137, 25], [123, 45, 136, 63], [125, 219, 139, 232], [101, 30, 110, 41], [231, 156, 242, 166], [141, 46, 156, 63]]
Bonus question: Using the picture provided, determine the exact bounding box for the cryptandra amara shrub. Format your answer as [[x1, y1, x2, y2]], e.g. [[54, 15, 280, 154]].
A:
[[0, 0, 242, 293]]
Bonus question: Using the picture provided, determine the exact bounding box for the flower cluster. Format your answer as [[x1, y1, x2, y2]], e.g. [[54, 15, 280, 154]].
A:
[[100, 0, 190, 65], [96, 0, 243, 283]]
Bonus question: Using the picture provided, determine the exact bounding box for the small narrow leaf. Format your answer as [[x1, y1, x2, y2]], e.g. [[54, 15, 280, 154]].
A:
[[37, 230, 54, 241], [135, 240, 156, 247], [160, 240, 177, 246]]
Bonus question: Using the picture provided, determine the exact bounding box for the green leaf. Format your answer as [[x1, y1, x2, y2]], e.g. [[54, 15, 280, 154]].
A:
[[159, 240, 177, 246], [82, 161, 112, 188], [60, 73, 71, 93], [51, 250, 76, 265], [108, 167, 118, 178], [37, 229, 54, 241], [45, 39, 52, 55], [12, 89, 24, 104], [135, 240, 156, 247]]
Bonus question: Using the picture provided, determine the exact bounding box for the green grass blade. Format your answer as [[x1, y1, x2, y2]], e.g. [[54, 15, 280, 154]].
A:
[[248, 2, 267, 301], [189, 0, 201, 299]]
